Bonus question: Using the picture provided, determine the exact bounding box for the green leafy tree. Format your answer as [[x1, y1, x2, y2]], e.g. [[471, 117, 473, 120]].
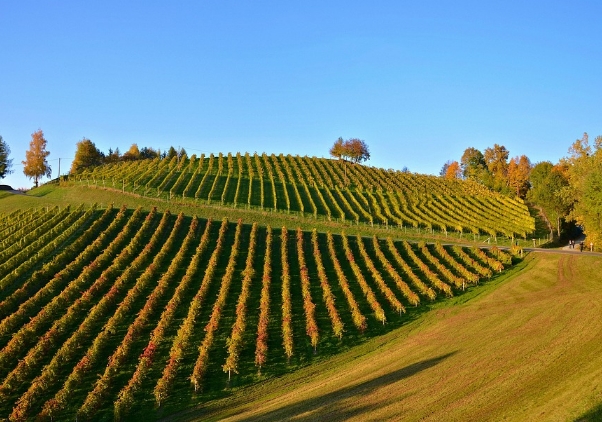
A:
[[528, 161, 571, 237], [167, 146, 178, 159], [22, 129, 51, 188], [140, 147, 160, 159], [484, 144, 509, 191], [105, 147, 121, 163], [460, 147, 487, 180], [71, 138, 104, 173], [0, 135, 13, 179], [565, 133, 602, 247]]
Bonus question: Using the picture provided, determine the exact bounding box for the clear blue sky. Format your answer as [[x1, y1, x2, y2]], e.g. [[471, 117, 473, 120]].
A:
[[1, 0, 600, 189]]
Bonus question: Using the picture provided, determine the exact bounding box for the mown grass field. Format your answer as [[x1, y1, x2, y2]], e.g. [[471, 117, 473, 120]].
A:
[[179, 253, 602, 422]]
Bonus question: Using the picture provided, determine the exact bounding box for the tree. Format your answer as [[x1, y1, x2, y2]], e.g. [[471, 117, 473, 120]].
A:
[[507, 155, 531, 198], [0, 135, 13, 179], [329, 137, 345, 160], [444, 161, 462, 179], [105, 147, 121, 164], [22, 130, 51, 188], [528, 161, 571, 237], [167, 146, 178, 159], [71, 138, 104, 173], [460, 147, 487, 180], [329, 137, 370, 164], [565, 133, 602, 247], [140, 147, 159, 159], [484, 144, 509, 191], [122, 144, 141, 161], [344, 138, 370, 164]]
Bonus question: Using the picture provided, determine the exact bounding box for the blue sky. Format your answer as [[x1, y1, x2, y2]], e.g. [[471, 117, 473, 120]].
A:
[[1, 1, 600, 189]]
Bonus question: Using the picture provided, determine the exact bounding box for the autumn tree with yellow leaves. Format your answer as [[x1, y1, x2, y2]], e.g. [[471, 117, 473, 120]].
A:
[[22, 129, 52, 187]]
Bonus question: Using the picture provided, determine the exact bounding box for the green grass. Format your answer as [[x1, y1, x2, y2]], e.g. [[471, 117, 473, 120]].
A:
[[172, 253, 602, 421]]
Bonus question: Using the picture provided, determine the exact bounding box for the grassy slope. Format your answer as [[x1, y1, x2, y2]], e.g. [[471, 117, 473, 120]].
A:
[[173, 253, 602, 422]]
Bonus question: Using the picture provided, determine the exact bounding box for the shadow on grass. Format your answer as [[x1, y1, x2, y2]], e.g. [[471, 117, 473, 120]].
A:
[[181, 351, 457, 422], [26, 185, 55, 197], [575, 402, 602, 422]]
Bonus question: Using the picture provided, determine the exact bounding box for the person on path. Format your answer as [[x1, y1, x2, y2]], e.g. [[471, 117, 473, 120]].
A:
[[580, 241, 584, 252], [590, 242, 594, 252]]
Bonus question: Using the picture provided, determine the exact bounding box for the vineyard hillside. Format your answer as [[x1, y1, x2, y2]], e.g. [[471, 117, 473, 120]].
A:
[[72, 153, 535, 239], [0, 204, 518, 421]]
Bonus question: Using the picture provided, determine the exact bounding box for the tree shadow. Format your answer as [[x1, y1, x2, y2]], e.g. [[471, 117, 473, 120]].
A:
[[575, 401, 602, 422], [183, 351, 457, 422]]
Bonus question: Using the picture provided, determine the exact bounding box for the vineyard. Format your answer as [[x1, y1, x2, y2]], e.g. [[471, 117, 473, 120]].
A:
[[0, 205, 517, 421], [72, 153, 535, 239]]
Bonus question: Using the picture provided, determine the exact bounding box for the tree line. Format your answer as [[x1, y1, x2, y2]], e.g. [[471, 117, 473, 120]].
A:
[[440, 144, 531, 198], [71, 140, 187, 173], [441, 136, 601, 248]]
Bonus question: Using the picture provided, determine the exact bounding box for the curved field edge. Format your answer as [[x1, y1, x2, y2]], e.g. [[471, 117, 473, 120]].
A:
[[174, 253, 602, 422], [0, 184, 546, 248]]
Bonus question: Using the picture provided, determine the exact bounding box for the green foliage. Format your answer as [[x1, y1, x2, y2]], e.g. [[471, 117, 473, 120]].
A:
[[70, 138, 104, 174], [528, 161, 571, 237], [0, 136, 13, 179]]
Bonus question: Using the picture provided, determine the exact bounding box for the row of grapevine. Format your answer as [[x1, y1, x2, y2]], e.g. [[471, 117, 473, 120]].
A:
[[326, 232, 367, 332], [296, 228, 319, 350], [255, 226, 273, 370], [74, 153, 535, 237], [223, 222, 259, 380], [0, 208, 520, 420], [190, 219, 243, 392], [6, 207, 162, 420], [154, 218, 229, 404], [112, 217, 213, 420], [280, 227, 294, 360], [77, 212, 187, 420]]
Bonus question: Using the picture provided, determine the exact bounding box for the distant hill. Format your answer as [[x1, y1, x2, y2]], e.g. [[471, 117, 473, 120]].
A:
[[72, 153, 535, 239]]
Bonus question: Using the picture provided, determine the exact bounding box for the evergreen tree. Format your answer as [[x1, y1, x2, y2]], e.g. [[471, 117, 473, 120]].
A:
[[0, 135, 13, 179]]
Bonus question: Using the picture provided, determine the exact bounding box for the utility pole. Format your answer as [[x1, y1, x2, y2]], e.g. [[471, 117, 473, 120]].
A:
[[58, 158, 61, 179]]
